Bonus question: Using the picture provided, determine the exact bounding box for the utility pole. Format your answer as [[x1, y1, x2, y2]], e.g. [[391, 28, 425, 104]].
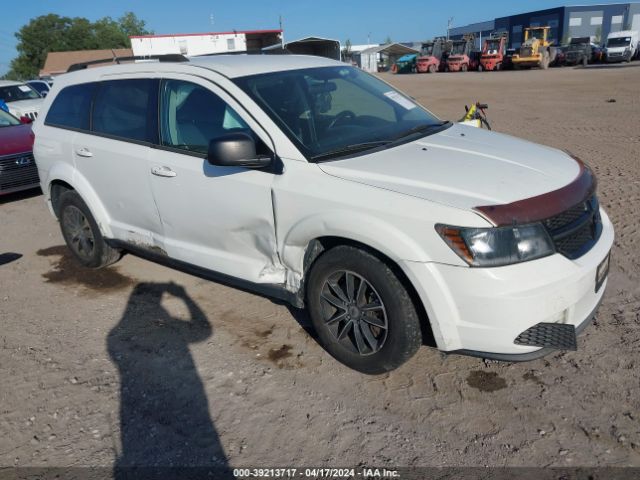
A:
[[447, 17, 454, 40], [279, 15, 285, 47]]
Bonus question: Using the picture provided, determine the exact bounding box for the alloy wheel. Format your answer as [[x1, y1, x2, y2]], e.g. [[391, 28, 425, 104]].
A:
[[319, 270, 388, 356], [62, 205, 95, 261]]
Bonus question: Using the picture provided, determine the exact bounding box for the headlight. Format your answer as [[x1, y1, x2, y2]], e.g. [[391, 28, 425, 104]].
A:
[[435, 223, 555, 267]]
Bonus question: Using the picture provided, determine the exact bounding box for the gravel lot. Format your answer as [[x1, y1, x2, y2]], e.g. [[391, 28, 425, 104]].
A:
[[1, 64, 639, 472]]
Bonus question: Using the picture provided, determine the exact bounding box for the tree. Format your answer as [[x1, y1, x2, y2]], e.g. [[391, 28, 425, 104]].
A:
[[594, 26, 602, 44], [341, 38, 352, 62], [7, 12, 152, 79]]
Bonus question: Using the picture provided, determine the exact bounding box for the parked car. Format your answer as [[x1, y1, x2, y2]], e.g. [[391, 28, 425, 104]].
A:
[[564, 37, 599, 66], [0, 109, 38, 195], [0, 81, 43, 121], [33, 55, 614, 373], [26, 80, 51, 97]]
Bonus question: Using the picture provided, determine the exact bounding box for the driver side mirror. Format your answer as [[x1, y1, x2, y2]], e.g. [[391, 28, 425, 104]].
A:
[[207, 132, 272, 169]]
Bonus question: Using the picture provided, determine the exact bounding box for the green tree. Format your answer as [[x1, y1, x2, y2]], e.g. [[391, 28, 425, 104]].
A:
[[7, 12, 151, 79], [341, 38, 352, 61], [594, 26, 602, 44]]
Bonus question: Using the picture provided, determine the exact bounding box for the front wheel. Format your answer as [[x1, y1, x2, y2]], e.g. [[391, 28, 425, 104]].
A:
[[58, 190, 121, 268], [306, 246, 422, 374]]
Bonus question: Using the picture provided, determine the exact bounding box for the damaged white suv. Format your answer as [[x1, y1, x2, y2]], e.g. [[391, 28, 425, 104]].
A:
[[33, 55, 613, 373]]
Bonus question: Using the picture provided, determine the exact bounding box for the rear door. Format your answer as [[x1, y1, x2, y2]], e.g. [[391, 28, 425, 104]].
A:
[[73, 77, 164, 246], [147, 75, 281, 284]]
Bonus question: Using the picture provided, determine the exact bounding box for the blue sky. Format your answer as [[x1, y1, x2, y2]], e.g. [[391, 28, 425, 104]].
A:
[[0, 0, 629, 75]]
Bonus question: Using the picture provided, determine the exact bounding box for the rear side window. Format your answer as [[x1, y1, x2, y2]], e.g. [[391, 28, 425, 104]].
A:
[[92, 79, 158, 143], [45, 83, 97, 130]]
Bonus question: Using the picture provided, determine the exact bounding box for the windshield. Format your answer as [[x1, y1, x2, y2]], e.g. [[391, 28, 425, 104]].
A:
[[421, 44, 434, 56], [485, 40, 501, 53], [0, 84, 40, 103], [234, 66, 445, 161], [451, 43, 466, 55], [0, 109, 20, 127], [607, 37, 631, 47], [528, 29, 546, 41]]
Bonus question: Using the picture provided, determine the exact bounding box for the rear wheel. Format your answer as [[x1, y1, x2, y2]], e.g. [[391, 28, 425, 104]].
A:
[[58, 191, 121, 268], [307, 246, 422, 374]]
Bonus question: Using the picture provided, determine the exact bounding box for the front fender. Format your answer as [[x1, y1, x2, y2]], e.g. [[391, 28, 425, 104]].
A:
[[280, 211, 428, 278]]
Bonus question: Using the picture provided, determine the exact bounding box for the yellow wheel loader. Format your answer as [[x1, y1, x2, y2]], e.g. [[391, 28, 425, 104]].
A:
[[512, 26, 557, 69]]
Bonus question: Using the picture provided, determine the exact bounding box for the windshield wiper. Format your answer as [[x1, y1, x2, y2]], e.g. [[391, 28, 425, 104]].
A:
[[310, 140, 393, 161], [391, 121, 450, 142]]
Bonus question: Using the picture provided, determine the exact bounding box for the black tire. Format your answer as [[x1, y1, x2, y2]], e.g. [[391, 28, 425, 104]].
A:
[[306, 246, 422, 374], [58, 190, 121, 268]]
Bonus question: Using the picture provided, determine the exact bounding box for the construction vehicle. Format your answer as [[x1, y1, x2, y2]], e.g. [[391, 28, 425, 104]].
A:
[[391, 53, 418, 74], [564, 37, 597, 66], [446, 34, 478, 72], [459, 102, 491, 130], [479, 33, 508, 71], [416, 38, 451, 73], [511, 26, 557, 69]]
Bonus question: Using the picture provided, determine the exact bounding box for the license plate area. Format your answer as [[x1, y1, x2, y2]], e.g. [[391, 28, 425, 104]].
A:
[[595, 252, 610, 293]]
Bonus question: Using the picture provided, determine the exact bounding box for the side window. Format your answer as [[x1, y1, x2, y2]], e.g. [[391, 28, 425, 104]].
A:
[[92, 79, 158, 143], [160, 79, 258, 155], [45, 83, 97, 130]]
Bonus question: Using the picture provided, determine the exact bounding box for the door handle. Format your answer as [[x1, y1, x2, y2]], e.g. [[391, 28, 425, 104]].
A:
[[75, 148, 93, 158], [151, 166, 177, 178]]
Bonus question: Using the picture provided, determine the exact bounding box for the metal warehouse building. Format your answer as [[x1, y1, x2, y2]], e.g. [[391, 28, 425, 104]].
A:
[[450, 2, 640, 48]]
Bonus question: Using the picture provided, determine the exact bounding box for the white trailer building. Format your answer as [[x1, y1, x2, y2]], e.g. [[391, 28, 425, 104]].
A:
[[130, 29, 283, 57]]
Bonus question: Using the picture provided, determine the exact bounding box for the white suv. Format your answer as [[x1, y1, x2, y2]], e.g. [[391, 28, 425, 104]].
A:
[[0, 80, 43, 121], [33, 55, 614, 373]]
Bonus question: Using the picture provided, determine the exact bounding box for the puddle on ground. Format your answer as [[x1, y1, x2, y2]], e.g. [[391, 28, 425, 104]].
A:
[[268, 344, 293, 362], [37, 245, 133, 292], [466, 370, 507, 392]]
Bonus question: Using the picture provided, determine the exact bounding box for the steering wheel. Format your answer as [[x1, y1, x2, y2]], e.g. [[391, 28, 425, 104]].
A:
[[327, 110, 356, 130]]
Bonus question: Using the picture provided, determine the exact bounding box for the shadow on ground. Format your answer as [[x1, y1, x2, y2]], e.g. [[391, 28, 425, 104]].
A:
[[107, 282, 233, 479]]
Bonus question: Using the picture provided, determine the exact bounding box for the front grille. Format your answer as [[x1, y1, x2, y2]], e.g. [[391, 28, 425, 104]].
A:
[[520, 47, 533, 57], [515, 322, 577, 350], [543, 195, 602, 259], [0, 152, 40, 192]]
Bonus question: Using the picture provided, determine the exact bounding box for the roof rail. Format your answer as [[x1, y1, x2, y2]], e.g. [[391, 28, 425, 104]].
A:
[[67, 54, 188, 73]]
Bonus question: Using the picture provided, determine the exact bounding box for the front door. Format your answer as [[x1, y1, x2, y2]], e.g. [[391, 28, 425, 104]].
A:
[[148, 76, 281, 284]]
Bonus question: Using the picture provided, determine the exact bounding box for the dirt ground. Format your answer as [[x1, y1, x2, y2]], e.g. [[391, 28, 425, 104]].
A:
[[1, 64, 639, 473]]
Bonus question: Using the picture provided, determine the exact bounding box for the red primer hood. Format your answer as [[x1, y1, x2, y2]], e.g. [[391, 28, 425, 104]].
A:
[[0, 124, 34, 156]]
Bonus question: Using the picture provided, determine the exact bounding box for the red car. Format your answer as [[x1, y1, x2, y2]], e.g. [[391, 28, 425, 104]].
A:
[[0, 109, 38, 195]]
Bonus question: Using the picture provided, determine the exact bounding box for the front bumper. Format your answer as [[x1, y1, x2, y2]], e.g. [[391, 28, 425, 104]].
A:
[[401, 208, 614, 359]]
